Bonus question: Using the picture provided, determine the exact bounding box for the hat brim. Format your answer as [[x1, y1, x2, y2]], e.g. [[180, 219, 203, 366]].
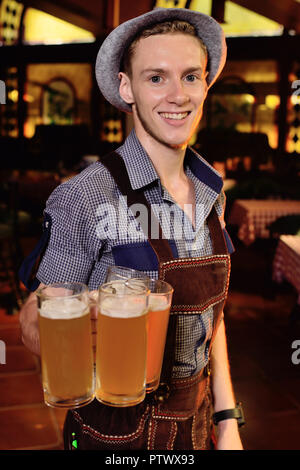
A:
[[95, 8, 227, 113]]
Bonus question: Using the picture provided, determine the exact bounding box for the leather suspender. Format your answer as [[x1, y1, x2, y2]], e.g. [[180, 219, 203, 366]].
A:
[[100, 151, 228, 258]]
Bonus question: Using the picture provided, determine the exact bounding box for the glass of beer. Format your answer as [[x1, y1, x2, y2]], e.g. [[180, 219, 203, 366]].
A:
[[96, 280, 149, 407], [105, 265, 150, 285], [145, 280, 173, 393], [37, 282, 94, 408]]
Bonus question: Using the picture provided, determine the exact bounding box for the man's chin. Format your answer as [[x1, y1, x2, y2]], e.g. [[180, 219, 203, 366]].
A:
[[168, 143, 187, 151]]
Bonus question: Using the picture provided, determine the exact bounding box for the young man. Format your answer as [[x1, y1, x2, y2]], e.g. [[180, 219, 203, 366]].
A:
[[19, 8, 243, 450]]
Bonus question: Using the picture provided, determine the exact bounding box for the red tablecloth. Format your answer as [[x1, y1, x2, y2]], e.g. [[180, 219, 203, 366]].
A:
[[228, 200, 300, 245], [272, 235, 300, 304]]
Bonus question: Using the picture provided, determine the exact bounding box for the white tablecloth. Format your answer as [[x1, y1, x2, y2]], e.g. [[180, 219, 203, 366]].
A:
[[272, 235, 300, 304], [228, 199, 300, 245]]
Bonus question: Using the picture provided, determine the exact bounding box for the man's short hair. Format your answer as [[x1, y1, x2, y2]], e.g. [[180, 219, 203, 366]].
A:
[[122, 20, 208, 77]]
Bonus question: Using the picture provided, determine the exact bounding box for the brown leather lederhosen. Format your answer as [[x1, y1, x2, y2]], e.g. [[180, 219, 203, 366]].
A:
[[63, 151, 231, 450]]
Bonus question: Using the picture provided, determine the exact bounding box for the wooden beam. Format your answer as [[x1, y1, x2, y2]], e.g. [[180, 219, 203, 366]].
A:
[[211, 0, 225, 23], [226, 35, 300, 61], [230, 0, 300, 33], [105, 0, 120, 32], [113, 0, 120, 28], [0, 41, 102, 65]]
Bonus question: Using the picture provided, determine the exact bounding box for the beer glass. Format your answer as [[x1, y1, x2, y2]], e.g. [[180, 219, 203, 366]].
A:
[[96, 280, 149, 407], [105, 265, 150, 285], [37, 282, 94, 408], [145, 280, 173, 393]]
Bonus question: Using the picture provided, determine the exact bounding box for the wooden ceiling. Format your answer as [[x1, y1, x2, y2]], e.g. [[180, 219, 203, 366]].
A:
[[21, 0, 300, 35]]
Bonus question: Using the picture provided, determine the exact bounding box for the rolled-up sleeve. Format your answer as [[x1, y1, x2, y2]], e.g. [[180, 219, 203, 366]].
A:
[[36, 181, 99, 285]]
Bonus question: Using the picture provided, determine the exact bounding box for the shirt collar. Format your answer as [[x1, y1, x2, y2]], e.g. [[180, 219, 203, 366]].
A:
[[118, 129, 223, 195], [184, 147, 224, 195], [118, 129, 159, 190]]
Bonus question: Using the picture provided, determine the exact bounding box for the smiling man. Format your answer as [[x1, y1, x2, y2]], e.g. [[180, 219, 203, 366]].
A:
[[119, 30, 208, 150], [19, 8, 244, 450]]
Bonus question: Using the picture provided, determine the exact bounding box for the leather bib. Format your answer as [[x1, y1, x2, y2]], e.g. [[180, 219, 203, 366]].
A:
[[63, 151, 231, 450]]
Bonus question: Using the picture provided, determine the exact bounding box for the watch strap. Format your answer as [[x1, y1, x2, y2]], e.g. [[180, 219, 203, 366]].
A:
[[213, 402, 245, 427]]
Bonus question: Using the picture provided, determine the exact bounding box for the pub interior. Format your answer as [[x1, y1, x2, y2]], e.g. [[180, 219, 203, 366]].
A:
[[0, 0, 300, 451]]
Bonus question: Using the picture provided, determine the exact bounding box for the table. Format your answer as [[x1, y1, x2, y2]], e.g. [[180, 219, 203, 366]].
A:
[[273, 235, 300, 306], [228, 199, 300, 245]]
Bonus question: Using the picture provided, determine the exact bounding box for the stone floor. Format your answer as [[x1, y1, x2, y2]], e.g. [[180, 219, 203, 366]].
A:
[[0, 237, 300, 450]]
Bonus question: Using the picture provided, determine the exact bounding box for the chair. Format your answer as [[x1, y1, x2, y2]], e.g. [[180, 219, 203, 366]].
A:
[[269, 215, 300, 238]]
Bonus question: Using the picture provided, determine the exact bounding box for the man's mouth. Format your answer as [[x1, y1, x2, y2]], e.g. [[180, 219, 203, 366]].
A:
[[159, 112, 190, 120]]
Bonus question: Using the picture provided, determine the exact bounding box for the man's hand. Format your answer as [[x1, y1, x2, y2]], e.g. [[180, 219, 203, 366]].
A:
[[216, 419, 243, 450], [20, 287, 99, 359], [19, 292, 41, 356]]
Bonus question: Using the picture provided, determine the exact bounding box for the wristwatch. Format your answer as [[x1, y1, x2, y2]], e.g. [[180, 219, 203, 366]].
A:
[[212, 402, 245, 427]]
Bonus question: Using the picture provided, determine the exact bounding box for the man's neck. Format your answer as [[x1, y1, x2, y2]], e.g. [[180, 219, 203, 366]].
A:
[[134, 128, 187, 189], [133, 126, 196, 228]]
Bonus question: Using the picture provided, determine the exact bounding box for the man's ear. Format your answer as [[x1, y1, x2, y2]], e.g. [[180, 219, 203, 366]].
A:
[[118, 72, 134, 105]]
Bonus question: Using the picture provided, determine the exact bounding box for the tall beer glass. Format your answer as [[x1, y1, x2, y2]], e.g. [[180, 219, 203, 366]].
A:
[[37, 282, 94, 408], [145, 280, 173, 393], [105, 265, 150, 284], [96, 280, 149, 407]]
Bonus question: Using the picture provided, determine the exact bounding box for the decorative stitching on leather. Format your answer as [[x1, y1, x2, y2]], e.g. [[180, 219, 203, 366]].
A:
[[160, 256, 230, 316], [72, 405, 150, 444], [148, 411, 178, 450], [152, 404, 194, 421], [161, 254, 229, 267], [191, 414, 197, 450], [147, 417, 152, 450], [147, 412, 157, 450], [171, 294, 227, 315], [167, 421, 178, 450]]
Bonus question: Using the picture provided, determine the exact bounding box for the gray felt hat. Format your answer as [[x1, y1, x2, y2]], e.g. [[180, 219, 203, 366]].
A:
[[95, 8, 227, 113]]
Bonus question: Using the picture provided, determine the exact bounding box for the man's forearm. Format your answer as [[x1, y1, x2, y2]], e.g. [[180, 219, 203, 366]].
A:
[[210, 318, 235, 412], [210, 316, 243, 449]]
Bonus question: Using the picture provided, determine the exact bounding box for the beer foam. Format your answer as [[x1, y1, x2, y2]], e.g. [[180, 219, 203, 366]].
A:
[[100, 297, 147, 318], [149, 295, 170, 312], [39, 298, 87, 319]]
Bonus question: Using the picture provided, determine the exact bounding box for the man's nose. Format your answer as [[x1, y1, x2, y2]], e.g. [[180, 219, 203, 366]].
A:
[[166, 79, 190, 106]]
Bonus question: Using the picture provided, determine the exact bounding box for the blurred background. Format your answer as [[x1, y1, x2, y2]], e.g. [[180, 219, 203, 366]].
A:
[[0, 0, 300, 450]]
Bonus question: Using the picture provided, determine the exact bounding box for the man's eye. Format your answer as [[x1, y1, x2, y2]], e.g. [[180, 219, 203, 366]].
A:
[[150, 76, 161, 83], [185, 74, 197, 82]]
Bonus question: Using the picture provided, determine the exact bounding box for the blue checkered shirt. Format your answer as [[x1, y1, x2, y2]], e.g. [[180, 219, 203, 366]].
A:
[[36, 130, 232, 378]]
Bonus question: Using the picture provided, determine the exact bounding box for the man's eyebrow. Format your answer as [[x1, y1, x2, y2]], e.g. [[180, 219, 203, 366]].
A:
[[141, 68, 166, 75], [141, 66, 205, 76]]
